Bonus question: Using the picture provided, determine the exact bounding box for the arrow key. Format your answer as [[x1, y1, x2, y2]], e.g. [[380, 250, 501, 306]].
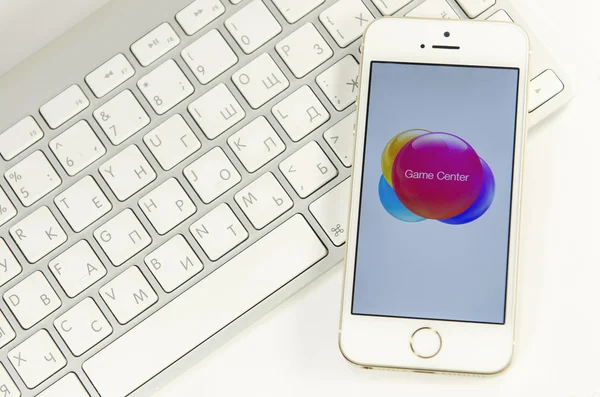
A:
[[280, 141, 338, 199], [86, 53, 135, 98], [528, 69, 564, 113], [176, 0, 226, 36], [131, 23, 180, 66]]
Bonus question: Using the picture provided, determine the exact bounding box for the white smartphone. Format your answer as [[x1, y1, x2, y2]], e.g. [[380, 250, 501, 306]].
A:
[[339, 17, 529, 376]]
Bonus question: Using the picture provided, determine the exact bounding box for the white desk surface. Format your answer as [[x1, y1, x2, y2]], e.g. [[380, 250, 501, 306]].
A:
[[1, 0, 598, 396]]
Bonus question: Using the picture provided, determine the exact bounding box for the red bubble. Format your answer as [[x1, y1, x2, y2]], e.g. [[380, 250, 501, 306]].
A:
[[391, 133, 483, 220]]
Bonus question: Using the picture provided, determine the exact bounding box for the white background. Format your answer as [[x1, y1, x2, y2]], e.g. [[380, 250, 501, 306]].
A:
[[0, 0, 598, 396]]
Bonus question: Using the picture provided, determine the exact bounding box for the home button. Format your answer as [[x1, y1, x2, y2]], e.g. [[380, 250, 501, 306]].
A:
[[410, 327, 442, 359]]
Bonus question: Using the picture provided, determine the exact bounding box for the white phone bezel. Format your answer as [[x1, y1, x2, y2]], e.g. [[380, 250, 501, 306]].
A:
[[339, 17, 530, 375]]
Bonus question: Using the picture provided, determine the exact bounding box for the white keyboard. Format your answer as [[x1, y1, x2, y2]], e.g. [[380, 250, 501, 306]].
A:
[[0, 0, 571, 395]]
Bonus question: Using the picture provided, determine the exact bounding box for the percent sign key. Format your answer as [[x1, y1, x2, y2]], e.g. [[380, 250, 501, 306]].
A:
[[6, 167, 33, 206], [5, 151, 62, 207], [8, 171, 22, 183]]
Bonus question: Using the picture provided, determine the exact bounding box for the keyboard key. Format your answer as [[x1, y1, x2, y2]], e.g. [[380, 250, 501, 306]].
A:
[[54, 175, 112, 232], [143, 114, 201, 170], [316, 55, 359, 111], [487, 9, 513, 22], [145, 235, 203, 292], [37, 373, 88, 397], [10, 206, 67, 263], [39, 85, 90, 129], [0, 310, 16, 348], [0, 364, 19, 397], [50, 120, 106, 175], [372, 0, 412, 15], [310, 177, 350, 246], [182, 29, 238, 84], [456, 0, 495, 18], [54, 298, 112, 356], [280, 141, 338, 198], [138, 59, 195, 115], [0, 238, 21, 287], [176, 0, 226, 35], [227, 116, 286, 172], [276, 23, 332, 78], [4, 271, 61, 329], [100, 145, 157, 201], [131, 23, 180, 66], [100, 266, 158, 324], [529, 70, 564, 112], [272, 0, 325, 23], [0, 116, 44, 161], [188, 83, 245, 139], [5, 150, 61, 207], [184, 147, 242, 203], [319, 0, 374, 48], [189, 203, 248, 260], [405, 0, 459, 19], [272, 85, 330, 141], [138, 178, 196, 235], [235, 172, 293, 229], [49, 240, 107, 298], [225, 0, 282, 54], [9, 330, 67, 389], [84, 214, 326, 397], [94, 209, 152, 266], [86, 53, 135, 98], [0, 187, 17, 227], [94, 90, 150, 145], [232, 54, 290, 109], [324, 111, 356, 167]]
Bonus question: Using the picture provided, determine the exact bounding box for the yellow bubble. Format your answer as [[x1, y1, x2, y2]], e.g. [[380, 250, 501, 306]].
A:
[[381, 129, 431, 186]]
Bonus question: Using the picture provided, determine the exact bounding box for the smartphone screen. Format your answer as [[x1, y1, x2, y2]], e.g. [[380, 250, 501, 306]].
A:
[[351, 62, 520, 325]]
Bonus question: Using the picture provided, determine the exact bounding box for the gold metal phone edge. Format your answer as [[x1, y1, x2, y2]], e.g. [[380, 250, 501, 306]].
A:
[[337, 16, 531, 378]]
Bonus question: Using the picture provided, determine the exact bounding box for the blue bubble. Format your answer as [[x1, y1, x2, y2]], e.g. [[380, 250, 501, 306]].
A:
[[440, 158, 495, 225], [378, 175, 425, 223]]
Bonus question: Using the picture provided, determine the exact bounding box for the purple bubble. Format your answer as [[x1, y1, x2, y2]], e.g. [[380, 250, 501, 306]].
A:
[[440, 158, 495, 225]]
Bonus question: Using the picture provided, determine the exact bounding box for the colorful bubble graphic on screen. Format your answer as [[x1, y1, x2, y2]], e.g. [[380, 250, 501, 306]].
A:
[[379, 130, 495, 225]]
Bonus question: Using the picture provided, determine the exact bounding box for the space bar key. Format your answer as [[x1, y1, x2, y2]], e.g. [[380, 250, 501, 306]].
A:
[[83, 214, 327, 397]]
